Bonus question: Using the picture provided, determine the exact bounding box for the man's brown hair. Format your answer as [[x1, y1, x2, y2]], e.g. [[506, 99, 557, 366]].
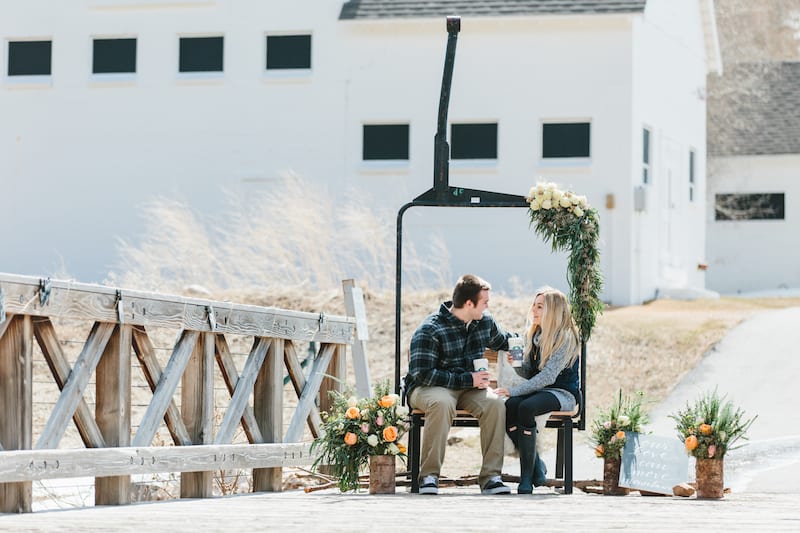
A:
[[452, 274, 491, 308]]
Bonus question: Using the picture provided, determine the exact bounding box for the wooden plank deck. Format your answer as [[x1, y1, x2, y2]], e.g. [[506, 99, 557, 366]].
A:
[[1, 487, 798, 531]]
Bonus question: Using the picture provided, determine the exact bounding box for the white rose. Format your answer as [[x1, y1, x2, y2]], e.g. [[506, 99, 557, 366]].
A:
[[543, 190, 552, 200], [571, 195, 581, 205], [396, 405, 409, 417], [559, 197, 572, 208], [530, 202, 541, 211], [536, 183, 545, 194], [528, 187, 537, 200], [578, 195, 588, 208], [347, 396, 358, 408], [542, 199, 552, 210], [618, 415, 630, 427], [552, 189, 563, 203], [367, 434, 379, 447], [573, 206, 584, 217]]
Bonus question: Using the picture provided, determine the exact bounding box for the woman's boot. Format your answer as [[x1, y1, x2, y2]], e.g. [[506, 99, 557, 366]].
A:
[[517, 426, 536, 494], [533, 454, 547, 487]]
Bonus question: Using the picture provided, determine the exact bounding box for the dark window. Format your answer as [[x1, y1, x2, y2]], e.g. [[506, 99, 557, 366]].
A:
[[643, 128, 651, 184], [266, 35, 311, 70], [715, 193, 784, 220], [689, 150, 696, 202], [8, 40, 52, 76], [93, 38, 136, 74], [363, 124, 409, 160], [179, 36, 223, 73], [451, 123, 497, 159], [542, 122, 590, 158]]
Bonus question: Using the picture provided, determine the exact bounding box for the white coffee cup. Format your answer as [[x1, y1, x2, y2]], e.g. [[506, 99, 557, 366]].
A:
[[473, 358, 489, 372], [508, 337, 524, 367]]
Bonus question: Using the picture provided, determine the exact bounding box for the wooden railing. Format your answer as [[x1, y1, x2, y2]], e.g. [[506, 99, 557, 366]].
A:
[[0, 273, 356, 513]]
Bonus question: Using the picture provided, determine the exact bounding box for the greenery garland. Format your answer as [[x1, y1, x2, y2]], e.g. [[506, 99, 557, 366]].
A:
[[526, 181, 603, 341]]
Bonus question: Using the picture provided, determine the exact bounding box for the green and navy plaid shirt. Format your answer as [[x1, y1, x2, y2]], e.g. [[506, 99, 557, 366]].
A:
[[405, 301, 510, 394]]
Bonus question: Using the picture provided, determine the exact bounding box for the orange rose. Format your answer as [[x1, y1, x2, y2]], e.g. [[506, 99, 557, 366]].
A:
[[685, 435, 699, 451], [699, 424, 713, 436], [615, 431, 626, 440], [397, 442, 407, 454], [594, 445, 604, 458], [345, 407, 360, 420], [382, 426, 398, 443], [344, 432, 358, 446], [379, 395, 396, 408]]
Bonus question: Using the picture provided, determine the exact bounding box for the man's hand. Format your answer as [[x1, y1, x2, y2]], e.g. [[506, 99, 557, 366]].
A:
[[472, 370, 490, 389]]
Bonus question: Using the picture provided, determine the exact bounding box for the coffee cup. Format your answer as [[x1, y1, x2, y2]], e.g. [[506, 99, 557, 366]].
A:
[[508, 337, 524, 367], [473, 358, 489, 372]]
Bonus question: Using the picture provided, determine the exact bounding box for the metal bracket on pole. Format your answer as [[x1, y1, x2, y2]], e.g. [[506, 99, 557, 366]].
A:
[[115, 290, 125, 324], [206, 305, 217, 332], [38, 277, 52, 307]]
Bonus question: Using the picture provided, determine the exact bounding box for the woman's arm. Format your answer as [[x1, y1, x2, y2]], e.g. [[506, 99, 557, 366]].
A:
[[508, 342, 571, 397]]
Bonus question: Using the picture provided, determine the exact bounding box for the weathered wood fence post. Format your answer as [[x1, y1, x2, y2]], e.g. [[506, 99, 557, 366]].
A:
[[0, 315, 33, 513]]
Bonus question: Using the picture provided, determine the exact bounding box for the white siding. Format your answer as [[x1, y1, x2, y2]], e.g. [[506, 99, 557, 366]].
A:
[[1, 1, 714, 304], [707, 154, 800, 293]]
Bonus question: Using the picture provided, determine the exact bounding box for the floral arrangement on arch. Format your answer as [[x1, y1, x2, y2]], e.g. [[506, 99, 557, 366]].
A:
[[669, 388, 756, 460], [590, 389, 648, 460], [311, 380, 410, 492], [526, 181, 603, 341]]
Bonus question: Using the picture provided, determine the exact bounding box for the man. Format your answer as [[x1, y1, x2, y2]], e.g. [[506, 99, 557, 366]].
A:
[[405, 274, 512, 495]]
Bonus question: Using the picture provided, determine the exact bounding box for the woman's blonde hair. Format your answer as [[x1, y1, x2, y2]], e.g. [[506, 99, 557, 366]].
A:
[[524, 286, 579, 369]]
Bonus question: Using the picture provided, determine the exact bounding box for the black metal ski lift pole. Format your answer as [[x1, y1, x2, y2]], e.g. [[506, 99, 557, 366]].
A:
[[394, 16, 531, 394]]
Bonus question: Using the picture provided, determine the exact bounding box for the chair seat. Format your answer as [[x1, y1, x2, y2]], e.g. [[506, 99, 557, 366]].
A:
[[411, 407, 579, 422]]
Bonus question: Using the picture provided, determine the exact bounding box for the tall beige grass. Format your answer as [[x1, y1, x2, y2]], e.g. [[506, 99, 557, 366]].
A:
[[108, 175, 451, 294]]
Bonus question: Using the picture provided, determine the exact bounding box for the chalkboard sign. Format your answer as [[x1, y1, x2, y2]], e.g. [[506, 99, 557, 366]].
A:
[[619, 433, 688, 495]]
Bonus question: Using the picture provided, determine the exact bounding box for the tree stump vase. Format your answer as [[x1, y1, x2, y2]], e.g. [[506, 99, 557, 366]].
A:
[[603, 457, 630, 496], [369, 455, 396, 494], [695, 458, 724, 499]]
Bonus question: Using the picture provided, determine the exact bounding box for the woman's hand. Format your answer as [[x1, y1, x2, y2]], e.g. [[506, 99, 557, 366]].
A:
[[494, 387, 510, 397]]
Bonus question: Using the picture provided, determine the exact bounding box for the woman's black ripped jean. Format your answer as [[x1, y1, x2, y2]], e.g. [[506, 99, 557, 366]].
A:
[[505, 390, 560, 440]]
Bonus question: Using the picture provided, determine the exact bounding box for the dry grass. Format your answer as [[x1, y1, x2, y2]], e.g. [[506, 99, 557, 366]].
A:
[[108, 175, 451, 294]]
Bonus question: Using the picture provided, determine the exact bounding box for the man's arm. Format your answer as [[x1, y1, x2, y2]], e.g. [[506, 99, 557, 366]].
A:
[[408, 325, 473, 390]]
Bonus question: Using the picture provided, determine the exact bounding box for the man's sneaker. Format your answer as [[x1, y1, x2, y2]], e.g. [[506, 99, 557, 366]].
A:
[[418, 475, 438, 495], [481, 476, 512, 495]]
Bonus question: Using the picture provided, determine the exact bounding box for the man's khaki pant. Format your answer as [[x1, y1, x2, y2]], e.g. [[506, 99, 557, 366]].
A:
[[409, 386, 506, 488]]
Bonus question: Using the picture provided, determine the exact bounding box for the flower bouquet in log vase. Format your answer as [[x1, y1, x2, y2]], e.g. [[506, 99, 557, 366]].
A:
[[590, 389, 648, 495], [670, 389, 756, 499], [311, 380, 410, 493]]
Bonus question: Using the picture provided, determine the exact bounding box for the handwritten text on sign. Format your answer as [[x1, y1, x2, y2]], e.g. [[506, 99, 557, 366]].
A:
[[619, 433, 688, 495]]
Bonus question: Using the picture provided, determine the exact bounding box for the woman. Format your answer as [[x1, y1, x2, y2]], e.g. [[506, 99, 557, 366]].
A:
[[495, 286, 581, 494]]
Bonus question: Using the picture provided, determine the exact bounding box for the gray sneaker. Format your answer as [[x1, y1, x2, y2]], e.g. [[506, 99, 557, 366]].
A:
[[419, 475, 438, 495], [481, 476, 511, 495]]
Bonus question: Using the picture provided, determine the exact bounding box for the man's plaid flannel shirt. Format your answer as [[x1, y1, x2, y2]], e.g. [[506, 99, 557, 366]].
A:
[[405, 301, 510, 395]]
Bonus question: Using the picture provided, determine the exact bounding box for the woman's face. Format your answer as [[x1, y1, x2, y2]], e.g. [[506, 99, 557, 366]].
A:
[[530, 294, 545, 326]]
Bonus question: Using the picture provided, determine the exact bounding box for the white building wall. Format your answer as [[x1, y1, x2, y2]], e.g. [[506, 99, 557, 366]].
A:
[[338, 15, 636, 302], [707, 154, 800, 293], [2, 0, 346, 280], [1, 2, 711, 305], [628, 0, 709, 303]]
